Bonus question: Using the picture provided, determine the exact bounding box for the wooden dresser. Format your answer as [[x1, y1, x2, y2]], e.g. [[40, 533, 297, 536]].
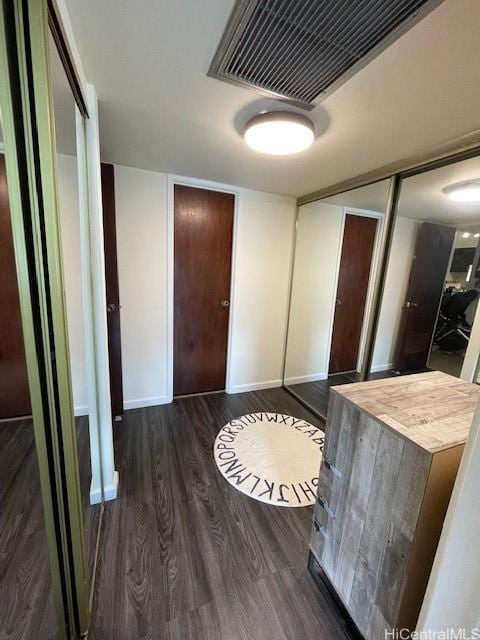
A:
[[309, 371, 480, 639]]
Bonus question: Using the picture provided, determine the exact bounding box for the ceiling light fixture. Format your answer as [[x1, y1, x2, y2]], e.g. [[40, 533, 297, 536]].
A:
[[244, 111, 315, 155], [443, 180, 480, 202], [475, 233, 480, 238], [463, 232, 471, 238]]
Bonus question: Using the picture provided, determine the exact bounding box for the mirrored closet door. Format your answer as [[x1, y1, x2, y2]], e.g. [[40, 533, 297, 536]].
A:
[[49, 27, 102, 595], [0, 1, 103, 636], [0, 108, 61, 640], [283, 179, 392, 418], [370, 153, 480, 383]]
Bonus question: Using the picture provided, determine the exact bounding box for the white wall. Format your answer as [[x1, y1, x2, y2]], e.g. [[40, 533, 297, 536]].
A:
[[371, 216, 420, 371], [417, 400, 480, 635], [113, 165, 296, 406], [58, 157, 420, 407], [114, 166, 169, 409], [57, 153, 88, 414], [284, 201, 344, 384], [228, 188, 296, 392]]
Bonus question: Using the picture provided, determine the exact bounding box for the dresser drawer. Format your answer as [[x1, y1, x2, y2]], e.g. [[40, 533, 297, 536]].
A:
[[310, 514, 329, 563]]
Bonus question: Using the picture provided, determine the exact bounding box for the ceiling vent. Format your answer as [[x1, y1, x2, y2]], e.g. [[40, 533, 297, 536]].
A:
[[208, 0, 443, 110]]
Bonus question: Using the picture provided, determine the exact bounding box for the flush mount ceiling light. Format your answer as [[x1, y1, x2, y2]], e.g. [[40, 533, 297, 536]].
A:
[[443, 180, 480, 202], [244, 111, 315, 155]]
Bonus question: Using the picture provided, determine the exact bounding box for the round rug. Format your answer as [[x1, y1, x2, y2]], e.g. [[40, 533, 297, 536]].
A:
[[213, 413, 324, 507]]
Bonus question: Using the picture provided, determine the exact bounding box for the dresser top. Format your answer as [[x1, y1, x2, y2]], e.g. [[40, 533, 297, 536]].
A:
[[331, 371, 480, 452]]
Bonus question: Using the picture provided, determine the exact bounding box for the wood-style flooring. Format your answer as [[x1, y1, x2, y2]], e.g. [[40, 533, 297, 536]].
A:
[[0, 415, 98, 640], [90, 388, 355, 640], [286, 370, 400, 417], [428, 346, 464, 378]]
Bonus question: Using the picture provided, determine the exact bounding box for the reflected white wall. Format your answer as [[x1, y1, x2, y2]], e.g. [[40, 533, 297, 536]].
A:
[[284, 201, 344, 383]]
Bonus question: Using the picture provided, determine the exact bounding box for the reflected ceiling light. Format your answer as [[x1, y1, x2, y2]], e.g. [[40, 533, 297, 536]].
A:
[[475, 233, 480, 238], [443, 180, 480, 202], [463, 232, 471, 238], [244, 111, 315, 155]]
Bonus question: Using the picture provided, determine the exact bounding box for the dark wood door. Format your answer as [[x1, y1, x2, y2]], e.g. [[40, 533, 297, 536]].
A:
[[0, 155, 31, 418], [329, 214, 378, 374], [394, 222, 456, 372], [101, 163, 124, 419], [174, 185, 234, 396]]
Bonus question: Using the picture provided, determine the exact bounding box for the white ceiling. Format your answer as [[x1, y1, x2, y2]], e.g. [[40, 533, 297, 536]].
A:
[[64, 0, 480, 197]]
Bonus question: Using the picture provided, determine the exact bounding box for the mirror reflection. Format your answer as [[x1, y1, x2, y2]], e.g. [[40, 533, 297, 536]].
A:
[[0, 111, 58, 636], [284, 154, 480, 419], [50, 33, 98, 583], [284, 179, 391, 417], [372, 155, 480, 381]]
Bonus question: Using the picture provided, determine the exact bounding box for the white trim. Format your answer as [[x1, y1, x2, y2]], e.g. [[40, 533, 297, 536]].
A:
[[324, 210, 347, 374], [123, 396, 171, 410], [90, 470, 118, 505], [76, 107, 103, 499], [352, 207, 385, 371], [74, 405, 89, 417], [369, 362, 394, 373], [84, 85, 117, 498], [281, 206, 301, 391], [461, 299, 480, 381], [284, 373, 328, 385], [167, 174, 240, 398], [53, 0, 88, 97], [228, 379, 283, 394], [325, 207, 385, 376]]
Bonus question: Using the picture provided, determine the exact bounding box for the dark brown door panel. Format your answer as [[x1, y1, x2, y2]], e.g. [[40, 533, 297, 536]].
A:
[[101, 163, 124, 418], [174, 185, 234, 395], [394, 222, 456, 372], [0, 155, 31, 418], [329, 214, 377, 375]]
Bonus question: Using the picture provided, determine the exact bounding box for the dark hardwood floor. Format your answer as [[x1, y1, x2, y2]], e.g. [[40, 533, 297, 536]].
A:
[[90, 388, 355, 640], [286, 370, 400, 417], [0, 415, 98, 640], [1, 389, 359, 639]]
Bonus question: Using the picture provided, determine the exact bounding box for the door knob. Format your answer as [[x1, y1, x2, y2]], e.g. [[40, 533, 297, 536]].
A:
[[220, 299, 230, 308], [107, 303, 116, 313], [336, 298, 342, 306]]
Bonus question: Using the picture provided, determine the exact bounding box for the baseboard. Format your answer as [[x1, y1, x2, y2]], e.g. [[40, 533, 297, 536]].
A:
[[370, 363, 394, 373], [123, 395, 171, 410], [284, 373, 328, 385], [74, 405, 89, 417], [227, 379, 283, 394], [90, 470, 119, 505]]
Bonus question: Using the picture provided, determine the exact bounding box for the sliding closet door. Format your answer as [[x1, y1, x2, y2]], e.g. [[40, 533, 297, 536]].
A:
[[283, 180, 391, 418], [371, 153, 480, 380], [50, 26, 102, 597], [0, 109, 61, 640], [0, 1, 98, 636]]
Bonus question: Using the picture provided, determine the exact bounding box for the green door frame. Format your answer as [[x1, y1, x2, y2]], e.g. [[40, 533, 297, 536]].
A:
[[0, 0, 90, 637]]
